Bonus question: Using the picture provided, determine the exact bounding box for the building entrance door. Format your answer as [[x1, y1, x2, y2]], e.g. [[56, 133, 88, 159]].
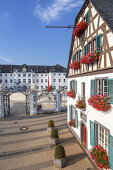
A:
[[83, 124, 86, 146]]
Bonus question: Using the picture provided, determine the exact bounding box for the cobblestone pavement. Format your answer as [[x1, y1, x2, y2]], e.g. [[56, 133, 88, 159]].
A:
[[0, 112, 97, 170]]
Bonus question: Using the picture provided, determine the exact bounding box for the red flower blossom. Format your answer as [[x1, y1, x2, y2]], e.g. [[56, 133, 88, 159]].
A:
[[80, 50, 100, 64], [67, 89, 76, 98], [75, 99, 86, 109], [69, 60, 80, 69], [68, 119, 75, 128], [90, 145, 110, 169], [73, 21, 87, 37], [88, 94, 111, 111]]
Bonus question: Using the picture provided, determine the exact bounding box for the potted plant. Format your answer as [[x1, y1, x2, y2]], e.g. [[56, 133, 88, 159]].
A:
[[54, 144, 67, 168], [68, 119, 75, 128], [69, 60, 80, 69], [89, 145, 109, 169], [75, 99, 86, 110], [73, 20, 87, 37], [47, 120, 55, 132], [88, 94, 111, 112], [49, 129, 59, 145], [67, 89, 76, 98]]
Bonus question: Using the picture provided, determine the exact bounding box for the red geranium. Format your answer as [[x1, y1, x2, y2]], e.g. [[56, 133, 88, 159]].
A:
[[67, 89, 76, 98], [88, 94, 111, 111], [75, 99, 86, 109], [80, 50, 100, 64], [89, 145, 110, 169], [68, 119, 75, 128], [69, 60, 80, 69], [73, 21, 87, 37]]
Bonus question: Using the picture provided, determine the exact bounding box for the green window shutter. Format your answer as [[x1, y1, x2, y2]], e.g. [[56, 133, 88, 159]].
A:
[[70, 81, 72, 90], [108, 134, 113, 169], [78, 49, 81, 61], [107, 79, 113, 104], [90, 80, 95, 96], [72, 54, 75, 62], [96, 34, 101, 52], [90, 121, 95, 147], [84, 44, 88, 55], [69, 105, 72, 121], [85, 11, 89, 24], [75, 80, 77, 94], [75, 109, 78, 128]]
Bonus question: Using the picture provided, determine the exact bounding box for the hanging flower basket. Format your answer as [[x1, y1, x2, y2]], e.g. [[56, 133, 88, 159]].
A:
[[68, 119, 75, 128], [89, 145, 110, 169], [75, 99, 86, 109], [88, 94, 111, 111], [69, 60, 80, 69], [67, 89, 76, 98], [73, 21, 87, 37], [80, 50, 100, 64]]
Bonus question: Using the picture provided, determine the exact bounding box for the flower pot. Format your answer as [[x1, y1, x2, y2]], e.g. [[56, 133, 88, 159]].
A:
[[49, 137, 60, 145], [54, 155, 67, 168], [47, 126, 55, 132]]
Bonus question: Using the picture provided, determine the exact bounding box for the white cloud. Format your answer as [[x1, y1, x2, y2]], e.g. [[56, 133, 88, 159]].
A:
[[3, 12, 8, 18], [33, 0, 84, 23], [0, 57, 12, 63]]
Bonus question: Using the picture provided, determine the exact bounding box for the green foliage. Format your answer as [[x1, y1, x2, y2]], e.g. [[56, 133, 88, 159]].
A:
[[48, 120, 54, 127], [51, 129, 58, 138], [55, 145, 65, 159]]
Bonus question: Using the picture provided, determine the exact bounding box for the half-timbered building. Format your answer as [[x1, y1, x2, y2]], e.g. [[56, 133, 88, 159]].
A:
[[66, 0, 113, 168]]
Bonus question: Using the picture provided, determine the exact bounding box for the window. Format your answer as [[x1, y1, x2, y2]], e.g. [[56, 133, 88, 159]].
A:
[[59, 86, 60, 89], [41, 74, 43, 76], [5, 79, 7, 83], [64, 79, 65, 82], [45, 74, 47, 76], [18, 74, 21, 77], [72, 106, 75, 119], [59, 74, 61, 76], [23, 74, 26, 77], [28, 74, 31, 77], [88, 39, 96, 53], [0, 79, 2, 83], [37, 86, 39, 89], [36, 74, 38, 76], [23, 79, 26, 83], [85, 10, 89, 24], [36, 79, 38, 83], [5, 74, 7, 76], [33, 74, 35, 77], [41, 79, 43, 83], [54, 86, 56, 89], [0, 74, 2, 76], [18, 79, 21, 83], [45, 79, 47, 83], [54, 74, 56, 76], [54, 79, 56, 82], [64, 74, 65, 76], [28, 79, 31, 83], [10, 74, 12, 76], [33, 80, 35, 83], [10, 79, 13, 83], [96, 78, 107, 95], [41, 86, 43, 89], [59, 79, 61, 82], [96, 34, 101, 52]]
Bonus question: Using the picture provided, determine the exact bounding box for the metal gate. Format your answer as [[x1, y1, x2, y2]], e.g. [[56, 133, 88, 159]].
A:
[[60, 91, 67, 110], [26, 92, 30, 114], [4, 93, 10, 116]]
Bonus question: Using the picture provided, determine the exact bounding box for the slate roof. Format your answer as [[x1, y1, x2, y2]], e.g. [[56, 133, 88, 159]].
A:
[[0, 64, 66, 73]]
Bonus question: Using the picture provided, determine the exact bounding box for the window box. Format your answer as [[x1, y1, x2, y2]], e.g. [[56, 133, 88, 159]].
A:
[[80, 50, 100, 64], [88, 94, 111, 112], [67, 89, 76, 98], [68, 119, 75, 128], [75, 99, 86, 109], [69, 60, 80, 69], [73, 21, 87, 37]]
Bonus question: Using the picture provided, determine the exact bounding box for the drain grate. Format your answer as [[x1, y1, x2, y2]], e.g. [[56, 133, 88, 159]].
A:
[[20, 127, 29, 131]]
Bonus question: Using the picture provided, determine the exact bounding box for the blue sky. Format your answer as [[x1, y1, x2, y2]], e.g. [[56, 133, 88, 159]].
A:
[[0, 0, 83, 68]]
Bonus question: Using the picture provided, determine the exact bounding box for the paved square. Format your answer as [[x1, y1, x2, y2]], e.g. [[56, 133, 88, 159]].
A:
[[0, 112, 97, 170]]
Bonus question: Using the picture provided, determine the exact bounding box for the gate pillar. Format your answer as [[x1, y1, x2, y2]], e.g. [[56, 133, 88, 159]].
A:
[[56, 90, 61, 112], [30, 92, 37, 116], [0, 94, 4, 118]]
